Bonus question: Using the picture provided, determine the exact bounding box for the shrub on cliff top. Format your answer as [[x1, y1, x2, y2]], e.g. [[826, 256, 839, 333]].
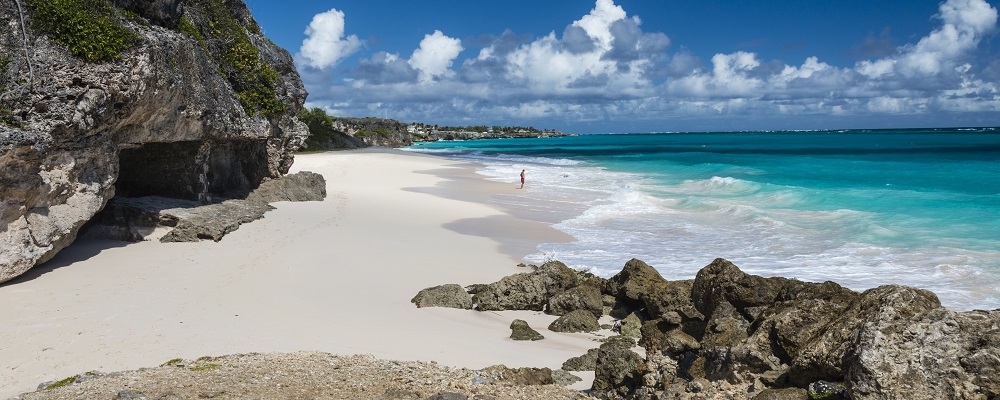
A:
[[26, 0, 139, 62], [180, 0, 287, 117]]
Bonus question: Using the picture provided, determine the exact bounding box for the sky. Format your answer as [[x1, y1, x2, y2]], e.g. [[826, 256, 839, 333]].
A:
[[242, 0, 1000, 134]]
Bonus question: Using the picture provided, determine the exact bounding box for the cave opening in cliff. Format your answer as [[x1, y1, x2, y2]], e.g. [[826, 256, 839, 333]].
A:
[[114, 140, 270, 202]]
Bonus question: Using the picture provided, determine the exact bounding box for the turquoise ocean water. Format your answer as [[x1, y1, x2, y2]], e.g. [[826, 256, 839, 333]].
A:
[[407, 128, 1000, 310]]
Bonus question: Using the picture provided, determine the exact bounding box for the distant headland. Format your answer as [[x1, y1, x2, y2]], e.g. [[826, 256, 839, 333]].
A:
[[297, 107, 572, 150]]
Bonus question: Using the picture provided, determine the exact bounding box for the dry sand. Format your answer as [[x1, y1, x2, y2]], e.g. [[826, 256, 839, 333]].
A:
[[0, 148, 606, 398]]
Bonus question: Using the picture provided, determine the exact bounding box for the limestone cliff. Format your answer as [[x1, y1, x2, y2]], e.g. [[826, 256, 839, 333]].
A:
[[0, 0, 308, 283]]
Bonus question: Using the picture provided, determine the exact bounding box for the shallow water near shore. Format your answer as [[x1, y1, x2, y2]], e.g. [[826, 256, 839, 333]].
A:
[[407, 128, 1000, 311]]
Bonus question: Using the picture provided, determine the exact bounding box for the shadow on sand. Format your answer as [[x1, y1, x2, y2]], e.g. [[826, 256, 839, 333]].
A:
[[0, 239, 131, 287]]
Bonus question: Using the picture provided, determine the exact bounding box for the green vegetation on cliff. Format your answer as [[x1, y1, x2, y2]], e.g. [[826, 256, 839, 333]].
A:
[[26, 0, 139, 62], [297, 107, 365, 150], [180, 0, 287, 117]]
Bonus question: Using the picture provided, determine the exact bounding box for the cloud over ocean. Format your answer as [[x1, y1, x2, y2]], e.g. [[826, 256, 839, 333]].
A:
[[278, 0, 1000, 133]]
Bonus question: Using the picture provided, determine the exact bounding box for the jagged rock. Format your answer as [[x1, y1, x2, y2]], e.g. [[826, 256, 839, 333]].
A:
[[604, 259, 701, 321], [0, 0, 308, 283], [562, 348, 600, 371], [640, 322, 700, 355], [552, 370, 582, 386], [478, 365, 553, 385], [547, 284, 602, 317], [474, 261, 578, 311], [619, 312, 643, 338], [845, 307, 1000, 399], [79, 172, 326, 242], [426, 392, 467, 400], [752, 387, 808, 400], [548, 310, 600, 333], [245, 171, 326, 203], [592, 336, 642, 396], [509, 319, 544, 341], [410, 284, 473, 309], [690, 258, 873, 383]]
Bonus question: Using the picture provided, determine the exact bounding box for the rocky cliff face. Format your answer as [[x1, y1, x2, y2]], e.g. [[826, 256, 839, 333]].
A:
[[0, 0, 308, 283]]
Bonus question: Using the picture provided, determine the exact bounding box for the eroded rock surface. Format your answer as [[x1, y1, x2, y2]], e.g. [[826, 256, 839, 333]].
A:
[[419, 257, 1000, 399]]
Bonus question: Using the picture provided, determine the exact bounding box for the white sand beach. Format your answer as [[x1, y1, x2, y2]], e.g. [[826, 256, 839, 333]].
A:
[[0, 149, 602, 398]]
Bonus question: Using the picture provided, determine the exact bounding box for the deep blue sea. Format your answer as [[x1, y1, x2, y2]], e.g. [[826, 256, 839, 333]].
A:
[[406, 128, 1000, 311]]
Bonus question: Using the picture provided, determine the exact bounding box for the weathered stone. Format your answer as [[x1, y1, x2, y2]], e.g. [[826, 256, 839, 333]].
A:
[[80, 170, 324, 243], [410, 284, 473, 309], [845, 307, 1000, 399], [619, 312, 643, 338], [0, 0, 308, 283], [592, 336, 642, 396], [552, 369, 582, 386], [509, 319, 544, 341], [548, 310, 600, 333], [426, 392, 467, 400], [245, 171, 327, 203], [640, 321, 700, 355], [604, 259, 701, 321], [474, 261, 578, 311], [547, 284, 602, 317], [752, 387, 808, 400], [478, 365, 553, 385], [562, 348, 600, 371], [661, 311, 683, 325]]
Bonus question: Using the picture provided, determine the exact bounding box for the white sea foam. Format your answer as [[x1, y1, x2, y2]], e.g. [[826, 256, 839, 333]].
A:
[[411, 146, 1000, 311]]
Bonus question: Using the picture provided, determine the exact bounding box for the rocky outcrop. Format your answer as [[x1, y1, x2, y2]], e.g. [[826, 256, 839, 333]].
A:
[[509, 319, 544, 341], [0, 0, 308, 282], [80, 171, 326, 242], [589, 258, 1000, 400], [473, 261, 579, 312], [14, 352, 590, 399], [548, 309, 600, 333], [411, 284, 474, 309], [419, 257, 1000, 399]]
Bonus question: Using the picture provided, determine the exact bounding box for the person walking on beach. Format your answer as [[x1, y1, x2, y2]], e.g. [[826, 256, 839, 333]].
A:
[[519, 169, 525, 189]]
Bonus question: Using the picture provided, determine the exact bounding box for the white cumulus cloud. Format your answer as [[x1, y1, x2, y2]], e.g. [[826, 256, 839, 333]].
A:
[[408, 30, 464, 83], [300, 0, 999, 132], [299, 8, 363, 69]]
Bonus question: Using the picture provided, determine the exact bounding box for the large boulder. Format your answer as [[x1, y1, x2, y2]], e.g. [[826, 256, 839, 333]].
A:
[[548, 309, 600, 333], [0, 0, 308, 283], [604, 259, 700, 321], [592, 336, 643, 397], [509, 319, 544, 341], [410, 284, 473, 309], [474, 261, 579, 311], [845, 306, 1000, 399], [547, 284, 602, 317]]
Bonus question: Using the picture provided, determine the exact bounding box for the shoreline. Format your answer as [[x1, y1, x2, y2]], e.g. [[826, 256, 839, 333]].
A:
[[0, 148, 596, 398]]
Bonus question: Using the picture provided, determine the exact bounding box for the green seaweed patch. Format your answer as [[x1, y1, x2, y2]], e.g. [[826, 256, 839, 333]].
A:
[[160, 358, 184, 367], [183, 0, 287, 117], [44, 375, 78, 390], [190, 363, 221, 371], [26, 0, 139, 62]]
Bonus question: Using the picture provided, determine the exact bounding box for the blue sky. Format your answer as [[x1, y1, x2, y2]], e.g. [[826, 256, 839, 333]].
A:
[[243, 0, 1000, 133]]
